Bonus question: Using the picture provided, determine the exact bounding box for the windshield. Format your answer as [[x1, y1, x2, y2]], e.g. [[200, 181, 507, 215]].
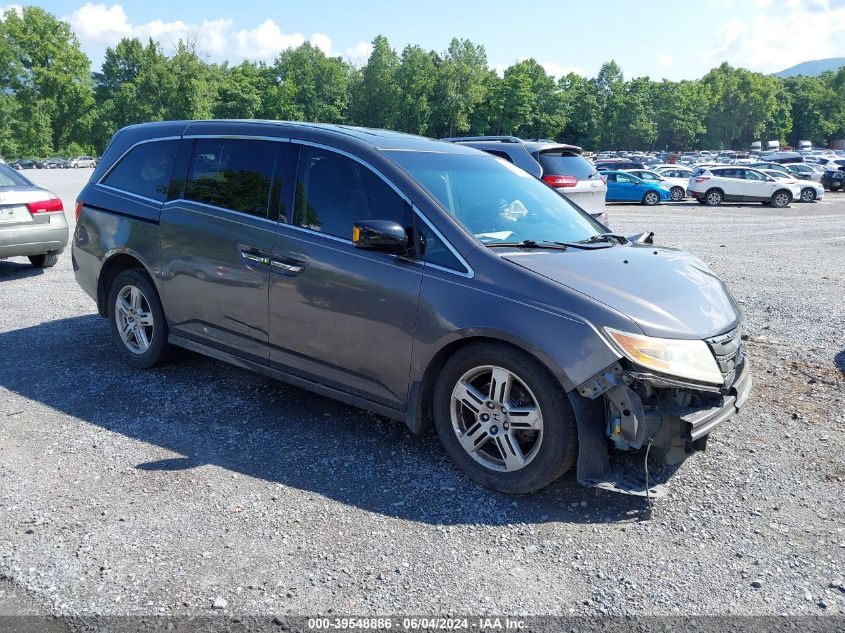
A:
[[0, 164, 34, 187], [386, 151, 603, 244]]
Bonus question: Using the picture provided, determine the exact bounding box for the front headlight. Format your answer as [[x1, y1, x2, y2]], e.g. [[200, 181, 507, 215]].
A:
[[604, 328, 723, 385]]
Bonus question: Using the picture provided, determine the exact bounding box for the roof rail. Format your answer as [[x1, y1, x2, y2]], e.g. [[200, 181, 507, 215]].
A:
[[441, 135, 522, 143]]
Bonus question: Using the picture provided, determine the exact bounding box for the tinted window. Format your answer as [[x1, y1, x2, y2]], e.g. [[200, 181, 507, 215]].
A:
[[416, 218, 464, 271], [744, 170, 766, 181], [537, 152, 597, 180], [184, 139, 277, 218], [615, 173, 636, 183], [103, 140, 178, 201], [294, 146, 410, 240], [0, 164, 34, 187]]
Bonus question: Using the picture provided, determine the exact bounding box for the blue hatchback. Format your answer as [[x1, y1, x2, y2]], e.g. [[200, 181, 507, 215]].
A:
[[602, 170, 670, 205]]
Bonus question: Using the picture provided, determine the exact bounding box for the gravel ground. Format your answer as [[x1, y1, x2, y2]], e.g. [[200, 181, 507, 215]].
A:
[[0, 169, 843, 618]]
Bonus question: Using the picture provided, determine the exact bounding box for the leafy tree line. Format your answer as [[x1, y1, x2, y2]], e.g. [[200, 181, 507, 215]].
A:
[[2, 6, 845, 159]]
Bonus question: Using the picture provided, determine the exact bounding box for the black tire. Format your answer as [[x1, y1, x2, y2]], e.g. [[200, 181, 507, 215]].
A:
[[771, 190, 791, 208], [433, 342, 577, 494], [642, 191, 661, 206], [107, 269, 172, 369], [28, 252, 59, 268], [670, 187, 685, 201], [799, 188, 816, 203], [704, 189, 723, 206]]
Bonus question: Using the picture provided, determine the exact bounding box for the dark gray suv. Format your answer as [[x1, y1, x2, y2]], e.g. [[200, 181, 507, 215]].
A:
[[73, 120, 751, 495]]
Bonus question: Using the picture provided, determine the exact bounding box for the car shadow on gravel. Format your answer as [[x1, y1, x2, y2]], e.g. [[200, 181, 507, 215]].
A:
[[1, 315, 655, 526], [0, 260, 43, 280]]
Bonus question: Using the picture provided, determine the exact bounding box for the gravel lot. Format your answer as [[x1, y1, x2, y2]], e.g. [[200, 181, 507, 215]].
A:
[[1, 169, 843, 618]]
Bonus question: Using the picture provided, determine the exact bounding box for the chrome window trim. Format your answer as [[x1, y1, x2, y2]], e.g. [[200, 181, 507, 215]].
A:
[[164, 198, 280, 231], [97, 136, 182, 185], [96, 183, 167, 208], [182, 134, 292, 143]]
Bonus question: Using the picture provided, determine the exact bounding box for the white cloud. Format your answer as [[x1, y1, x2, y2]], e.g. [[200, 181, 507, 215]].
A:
[[66, 3, 231, 56], [63, 3, 370, 64], [66, 3, 131, 44], [309, 32, 333, 56], [540, 62, 586, 78], [657, 54, 673, 67], [344, 40, 373, 65], [709, 1, 845, 71], [0, 4, 23, 20], [233, 19, 304, 61]]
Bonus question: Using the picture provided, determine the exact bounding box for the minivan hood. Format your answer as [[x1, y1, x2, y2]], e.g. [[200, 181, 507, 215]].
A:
[[501, 244, 740, 339]]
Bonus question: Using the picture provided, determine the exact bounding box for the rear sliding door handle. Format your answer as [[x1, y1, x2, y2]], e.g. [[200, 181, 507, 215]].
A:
[[269, 259, 304, 274]]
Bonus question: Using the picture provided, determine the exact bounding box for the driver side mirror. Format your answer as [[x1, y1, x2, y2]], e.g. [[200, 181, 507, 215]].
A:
[[352, 220, 409, 254]]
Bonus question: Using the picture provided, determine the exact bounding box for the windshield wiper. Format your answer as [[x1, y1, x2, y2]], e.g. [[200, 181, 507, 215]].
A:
[[576, 233, 629, 246], [486, 240, 570, 251]]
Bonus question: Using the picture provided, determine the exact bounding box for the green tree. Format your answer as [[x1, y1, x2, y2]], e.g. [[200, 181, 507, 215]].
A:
[[394, 45, 437, 135], [351, 35, 400, 128], [0, 6, 94, 154], [430, 38, 489, 137], [270, 43, 349, 123]]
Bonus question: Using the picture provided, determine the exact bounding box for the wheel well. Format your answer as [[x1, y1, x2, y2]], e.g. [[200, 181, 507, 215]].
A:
[[705, 187, 724, 197], [409, 336, 565, 436], [773, 188, 792, 200], [96, 253, 148, 317]]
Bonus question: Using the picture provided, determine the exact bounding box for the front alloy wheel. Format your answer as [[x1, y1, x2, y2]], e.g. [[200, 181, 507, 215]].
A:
[[800, 188, 816, 202], [670, 187, 685, 201], [450, 365, 543, 472], [433, 343, 577, 494]]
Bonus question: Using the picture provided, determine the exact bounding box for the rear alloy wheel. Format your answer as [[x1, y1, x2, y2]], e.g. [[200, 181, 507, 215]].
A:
[[771, 191, 791, 208], [800, 187, 816, 203], [704, 189, 723, 206], [108, 269, 172, 369], [28, 252, 59, 268], [670, 187, 685, 201], [643, 191, 661, 206], [433, 343, 577, 494]]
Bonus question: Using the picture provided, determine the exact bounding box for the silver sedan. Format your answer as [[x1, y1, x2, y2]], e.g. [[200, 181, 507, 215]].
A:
[[0, 164, 69, 267]]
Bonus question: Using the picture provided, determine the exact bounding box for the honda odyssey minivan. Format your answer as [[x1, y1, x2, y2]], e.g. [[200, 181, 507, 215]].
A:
[[73, 121, 751, 495]]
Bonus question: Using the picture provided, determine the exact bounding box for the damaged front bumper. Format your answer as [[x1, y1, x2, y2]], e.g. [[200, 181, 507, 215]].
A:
[[570, 330, 752, 496]]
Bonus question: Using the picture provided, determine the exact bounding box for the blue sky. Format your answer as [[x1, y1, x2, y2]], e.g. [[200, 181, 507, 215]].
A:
[[15, 0, 845, 79]]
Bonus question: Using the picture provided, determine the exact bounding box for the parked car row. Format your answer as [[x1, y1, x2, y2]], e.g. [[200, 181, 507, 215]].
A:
[[9, 156, 97, 170]]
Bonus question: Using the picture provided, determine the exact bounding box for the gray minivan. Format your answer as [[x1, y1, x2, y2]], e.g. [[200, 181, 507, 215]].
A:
[[72, 120, 751, 496]]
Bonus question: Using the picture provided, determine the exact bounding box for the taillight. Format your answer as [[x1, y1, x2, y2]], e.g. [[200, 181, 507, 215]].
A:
[[75, 201, 83, 221], [543, 174, 578, 188], [26, 198, 64, 214], [694, 177, 710, 184]]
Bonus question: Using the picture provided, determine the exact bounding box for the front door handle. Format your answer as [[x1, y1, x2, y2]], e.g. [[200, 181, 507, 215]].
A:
[[269, 258, 304, 274], [241, 250, 269, 265]]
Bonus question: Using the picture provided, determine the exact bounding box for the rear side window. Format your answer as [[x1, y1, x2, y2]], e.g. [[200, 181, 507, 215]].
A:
[[481, 150, 514, 163], [538, 152, 596, 180], [102, 140, 178, 202], [294, 146, 410, 240], [184, 139, 277, 218]]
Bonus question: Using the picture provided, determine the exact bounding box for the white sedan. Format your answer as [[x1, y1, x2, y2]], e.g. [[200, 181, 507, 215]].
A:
[[761, 169, 824, 203]]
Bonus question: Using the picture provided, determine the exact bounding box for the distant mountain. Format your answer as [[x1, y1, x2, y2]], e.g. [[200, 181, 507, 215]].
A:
[[775, 58, 845, 78]]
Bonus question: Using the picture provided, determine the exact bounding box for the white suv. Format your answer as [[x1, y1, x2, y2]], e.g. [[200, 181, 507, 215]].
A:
[[688, 166, 801, 208]]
